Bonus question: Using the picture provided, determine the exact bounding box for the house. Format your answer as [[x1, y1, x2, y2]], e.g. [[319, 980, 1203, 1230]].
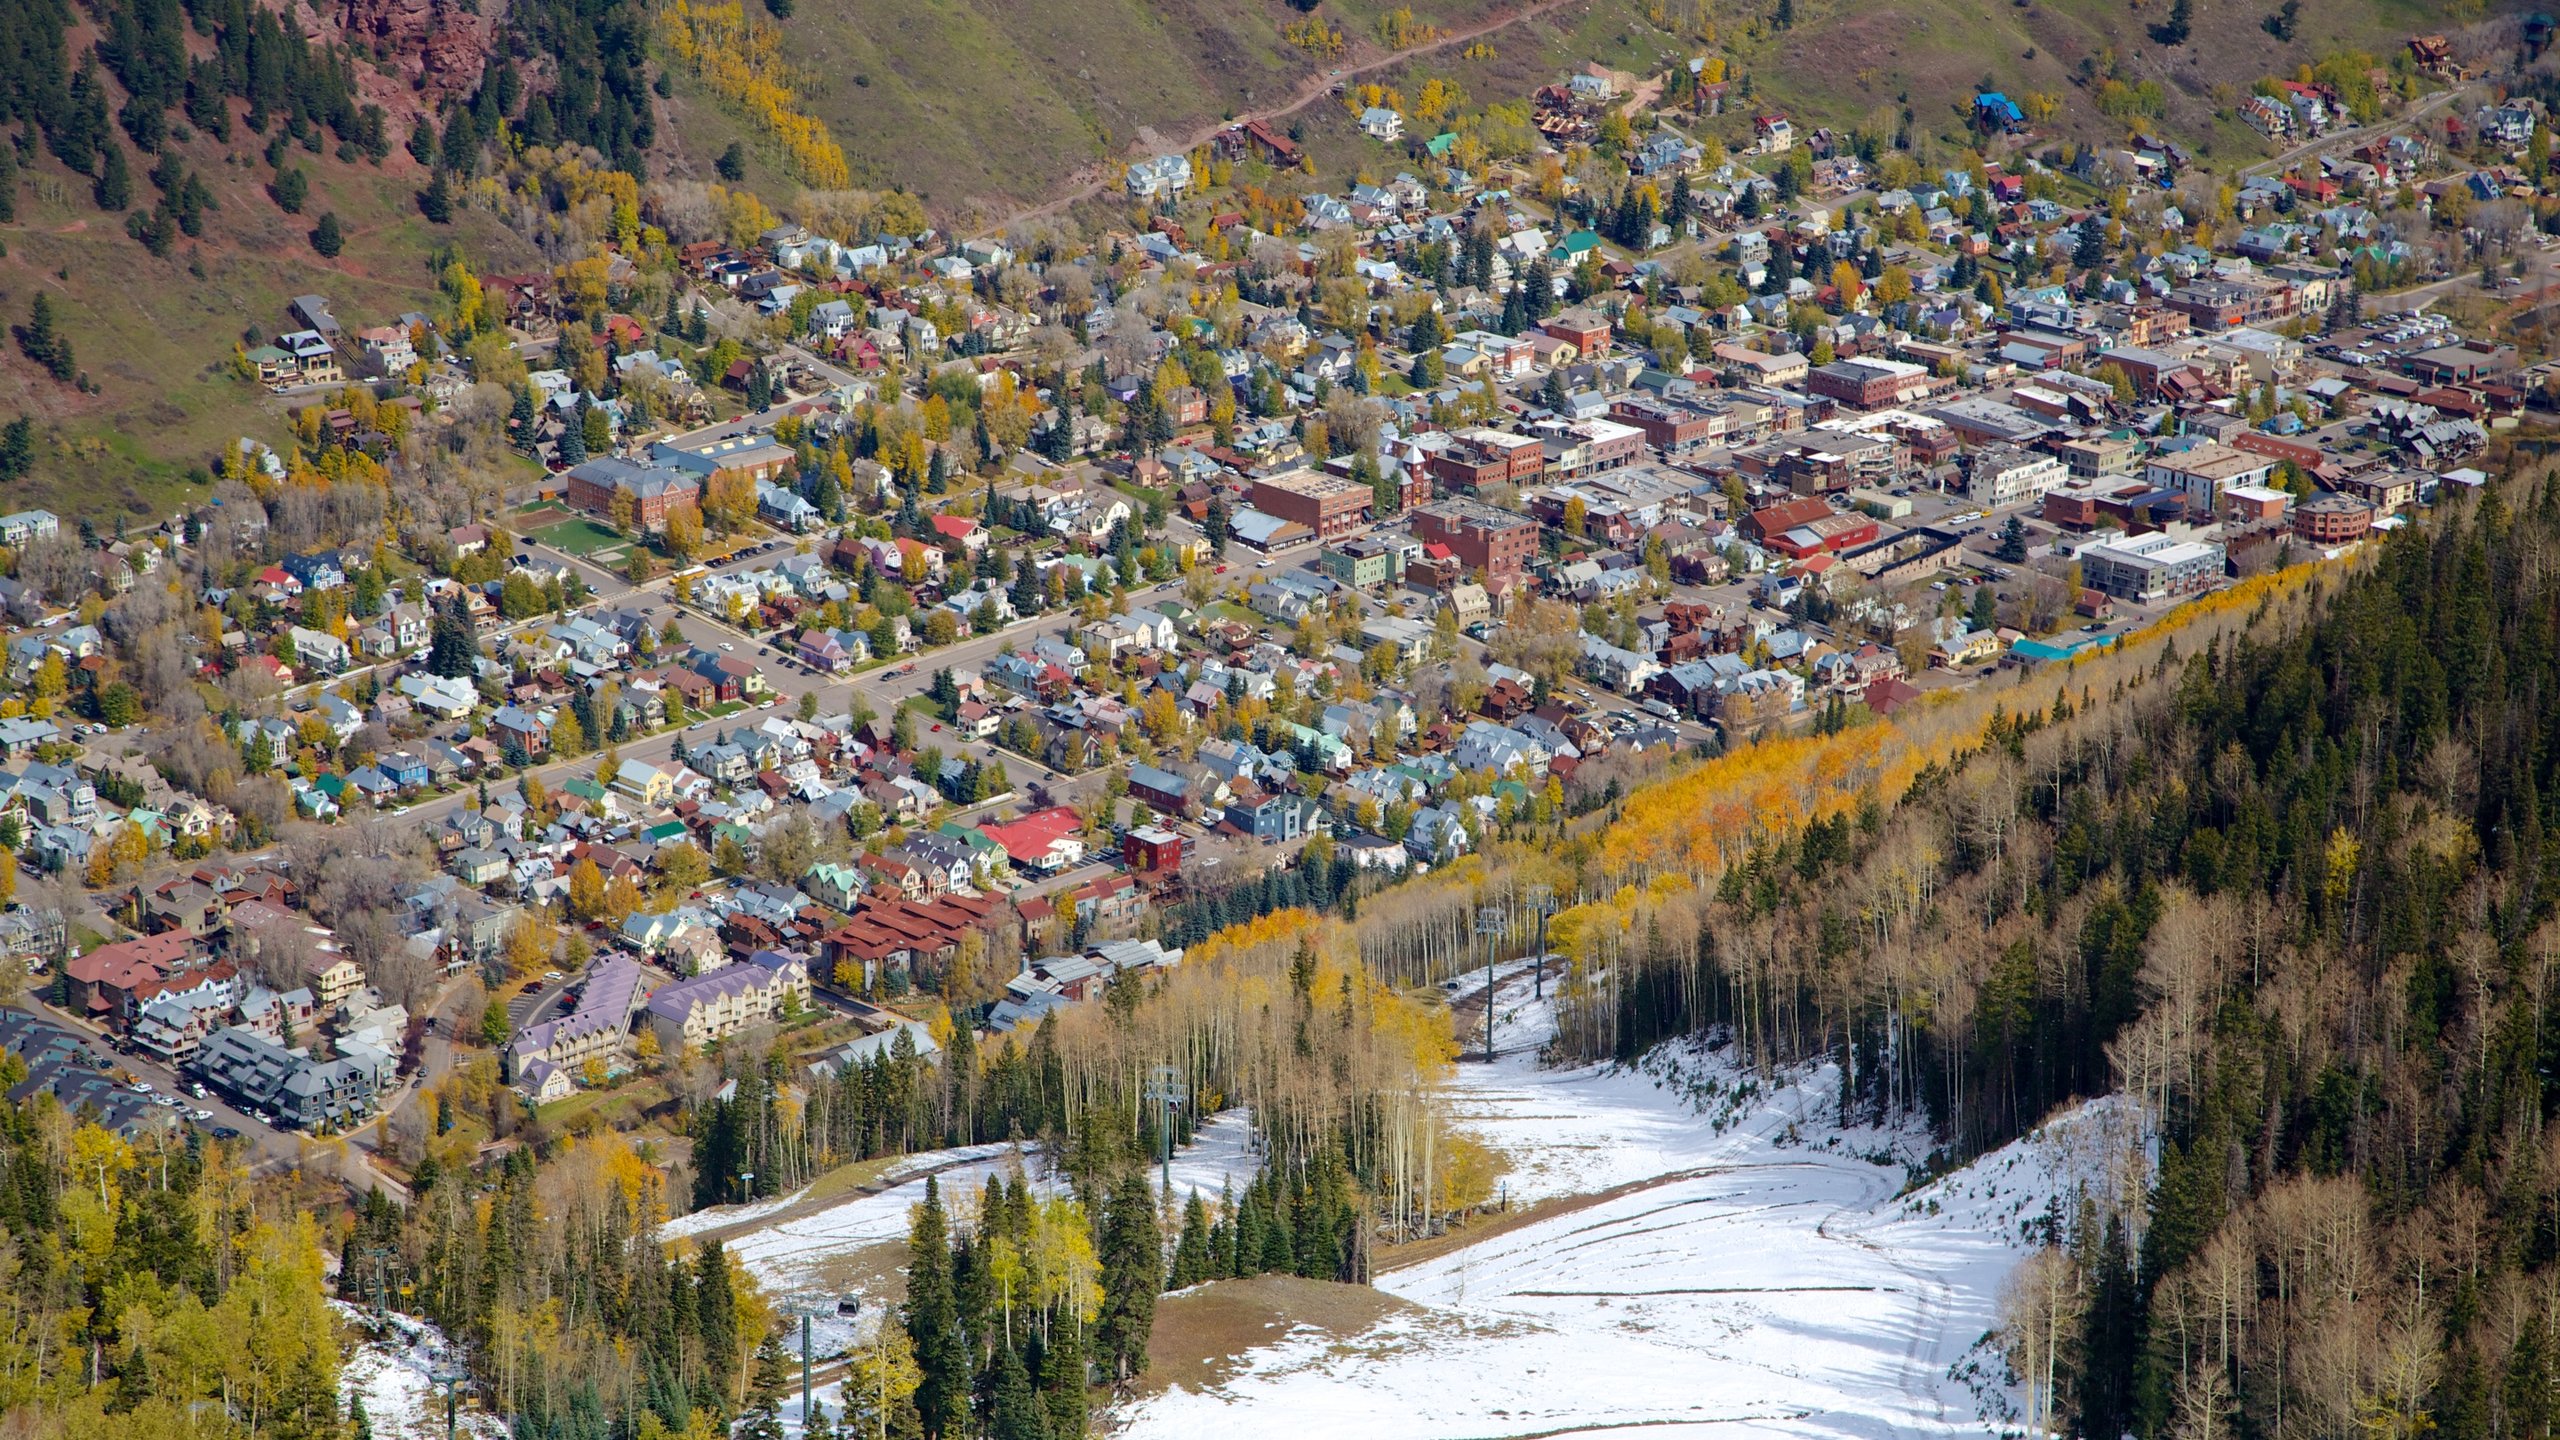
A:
[[1361, 107, 1405, 141], [186, 1024, 375, 1131], [1126, 154, 1192, 201], [489, 705, 551, 758], [978, 807, 1087, 873]]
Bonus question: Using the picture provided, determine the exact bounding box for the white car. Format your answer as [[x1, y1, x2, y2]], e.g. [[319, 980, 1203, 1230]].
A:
[[191, 1109, 213, 1122], [719, 642, 735, 652], [544, 970, 564, 981], [131, 1081, 153, 1094]]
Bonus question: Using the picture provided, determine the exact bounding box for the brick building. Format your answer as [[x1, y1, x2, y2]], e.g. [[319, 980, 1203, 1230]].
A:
[[2292, 493, 2376, 545], [565, 458, 702, 531], [1249, 469, 1374, 542], [1410, 499, 1539, 588]]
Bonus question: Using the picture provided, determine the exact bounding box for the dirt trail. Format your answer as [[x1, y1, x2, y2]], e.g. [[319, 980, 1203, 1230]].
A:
[[971, 0, 1590, 239]]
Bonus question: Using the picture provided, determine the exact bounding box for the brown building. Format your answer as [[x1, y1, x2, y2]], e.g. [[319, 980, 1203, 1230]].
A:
[[1805, 358, 1933, 410], [1410, 498, 1539, 587], [1542, 310, 1612, 359], [1609, 398, 1721, 456], [1741, 495, 1835, 545], [564, 458, 701, 531], [1424, 428, 1547, 491], [2292, 493, 2375, 545], [1249, 469, 1373, 542]]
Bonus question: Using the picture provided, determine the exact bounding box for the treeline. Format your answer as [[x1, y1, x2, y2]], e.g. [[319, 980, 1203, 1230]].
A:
[[0, 1078, 347, 1440], [689, 1021, 1064, 1209], [1534, 469, 2560, 1438], [354, 1136, 773, 1440]]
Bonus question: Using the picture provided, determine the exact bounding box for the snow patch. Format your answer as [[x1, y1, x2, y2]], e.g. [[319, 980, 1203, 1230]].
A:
[[334, 1301, 508, 1440], [1113, 970, 2145, 1440]]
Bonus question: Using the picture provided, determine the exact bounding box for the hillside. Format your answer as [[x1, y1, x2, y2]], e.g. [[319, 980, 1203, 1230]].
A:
[[0, 147, 538, 522], [657, 0, 1528, 218], [673, 0, 2512, 232]]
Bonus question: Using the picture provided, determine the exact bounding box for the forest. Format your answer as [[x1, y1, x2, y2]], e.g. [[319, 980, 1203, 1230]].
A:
[[1501, 471, 2560, 1439]]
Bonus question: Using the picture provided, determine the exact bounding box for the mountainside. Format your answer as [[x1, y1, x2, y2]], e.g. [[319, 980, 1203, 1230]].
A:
[[653, 0, 1526, 218]]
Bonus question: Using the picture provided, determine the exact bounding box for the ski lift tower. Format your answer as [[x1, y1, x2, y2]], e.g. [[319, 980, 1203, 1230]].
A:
[[1476, 904, 1507, 1061], [1142, 1062, 1189, 1192], [1522, 884, 1556, 999]]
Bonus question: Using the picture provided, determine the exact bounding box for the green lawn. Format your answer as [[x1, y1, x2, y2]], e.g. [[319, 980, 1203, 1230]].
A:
[[530, 518, 630, 558]]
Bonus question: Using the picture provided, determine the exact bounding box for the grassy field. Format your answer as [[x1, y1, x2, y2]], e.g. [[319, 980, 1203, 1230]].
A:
[[529, 517, 631, 558], [0, 131, 540, 525]]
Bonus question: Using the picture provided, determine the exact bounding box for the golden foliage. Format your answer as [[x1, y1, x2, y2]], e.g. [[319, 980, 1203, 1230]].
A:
[[659, 0, 853, 188]]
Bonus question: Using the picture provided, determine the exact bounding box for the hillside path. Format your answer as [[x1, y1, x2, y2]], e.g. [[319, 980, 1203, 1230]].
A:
[[972, 0, 1591, 238]]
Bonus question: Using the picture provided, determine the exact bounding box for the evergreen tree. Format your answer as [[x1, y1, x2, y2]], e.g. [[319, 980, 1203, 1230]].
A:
[[2075, 1218, 2139, 1440], [1095, 1174, 1160, 1381], [1169, 1191, 1213, 1290], [737, 1332, 791, 1440], [0, 417, 32, 481], [2074, 217, 2107, 271], [419, 169, 453, 223], [987, 1341, 1044, 1440], [696, 1240, 739, 1400], [272, 163, 307, 214], [1037, 1315, 1087, 1439], [94, 140, 130, 211], [310, 211, 343, 258], [904, 1177, 969, 1439]]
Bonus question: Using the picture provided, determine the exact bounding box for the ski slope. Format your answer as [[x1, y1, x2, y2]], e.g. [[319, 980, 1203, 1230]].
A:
[[1115, 970, 2144, 1440]]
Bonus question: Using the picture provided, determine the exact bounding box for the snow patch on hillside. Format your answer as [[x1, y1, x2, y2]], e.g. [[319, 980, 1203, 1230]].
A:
[[1113, 971, 2143, 1440], [334, 1301, 509, 1440]]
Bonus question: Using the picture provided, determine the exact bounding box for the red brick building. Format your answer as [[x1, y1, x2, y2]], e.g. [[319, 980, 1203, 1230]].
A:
[[1741, 496, 1833, 546], [1410, 498, 1539, 586], [1542, 309, 1612, 358], [1423, 429, 1547, 491], [1249, 469, 1373, 541], [1609, 398, 1721, 456], [1123, 825, 1184, 877], [564, 458, 701, 531]]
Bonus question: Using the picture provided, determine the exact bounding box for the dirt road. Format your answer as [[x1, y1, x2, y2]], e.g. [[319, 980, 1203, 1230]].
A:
[[971, 0, 1591, 240]]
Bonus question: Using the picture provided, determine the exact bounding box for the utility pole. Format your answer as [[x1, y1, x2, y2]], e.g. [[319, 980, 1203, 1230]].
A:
[[800, 1309, 812, 1426], [1523, 884, 1556, 1000], [1476, 905, 1506, 1061], [1142, 1063, 1187, 1191]]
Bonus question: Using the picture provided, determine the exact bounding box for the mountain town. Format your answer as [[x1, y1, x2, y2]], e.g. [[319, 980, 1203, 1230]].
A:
[[8, 4, 2560, 1439]]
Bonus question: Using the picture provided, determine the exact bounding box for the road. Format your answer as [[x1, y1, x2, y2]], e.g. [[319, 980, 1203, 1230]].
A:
[[968, 0, 1589, 240], [2243, 84, 2472, 180]]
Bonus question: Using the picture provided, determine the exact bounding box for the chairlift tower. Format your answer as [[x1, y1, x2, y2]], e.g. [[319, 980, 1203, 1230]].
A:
[[1142, 1062, 1188, 1192], [1522, 884, 1557, 1000], [1476, 905, 1507, 1061]]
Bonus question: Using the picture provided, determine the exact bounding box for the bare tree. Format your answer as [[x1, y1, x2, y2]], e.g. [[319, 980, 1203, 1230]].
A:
[[2000, 1245, 2085, 1436]]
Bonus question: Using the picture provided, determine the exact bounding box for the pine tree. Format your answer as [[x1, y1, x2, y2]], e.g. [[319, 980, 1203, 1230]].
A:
[[94, 141, 131, 211], [1169, 1191, 1213, 1289], [2074, 217, 2106, 271], [0, 418, 32, 481], [737, 1332, 791, 1440], [697, 1239, 739, 1399], [273, 164, 307, 214], [420, 169, 453, 223], [310, 211, 343, 258], [1038, 1313, 1087, 1439], [987, 1341, 1045, 1440], [904, 1177, 969, 1439], [1096, 1173, 1161, 1381]]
